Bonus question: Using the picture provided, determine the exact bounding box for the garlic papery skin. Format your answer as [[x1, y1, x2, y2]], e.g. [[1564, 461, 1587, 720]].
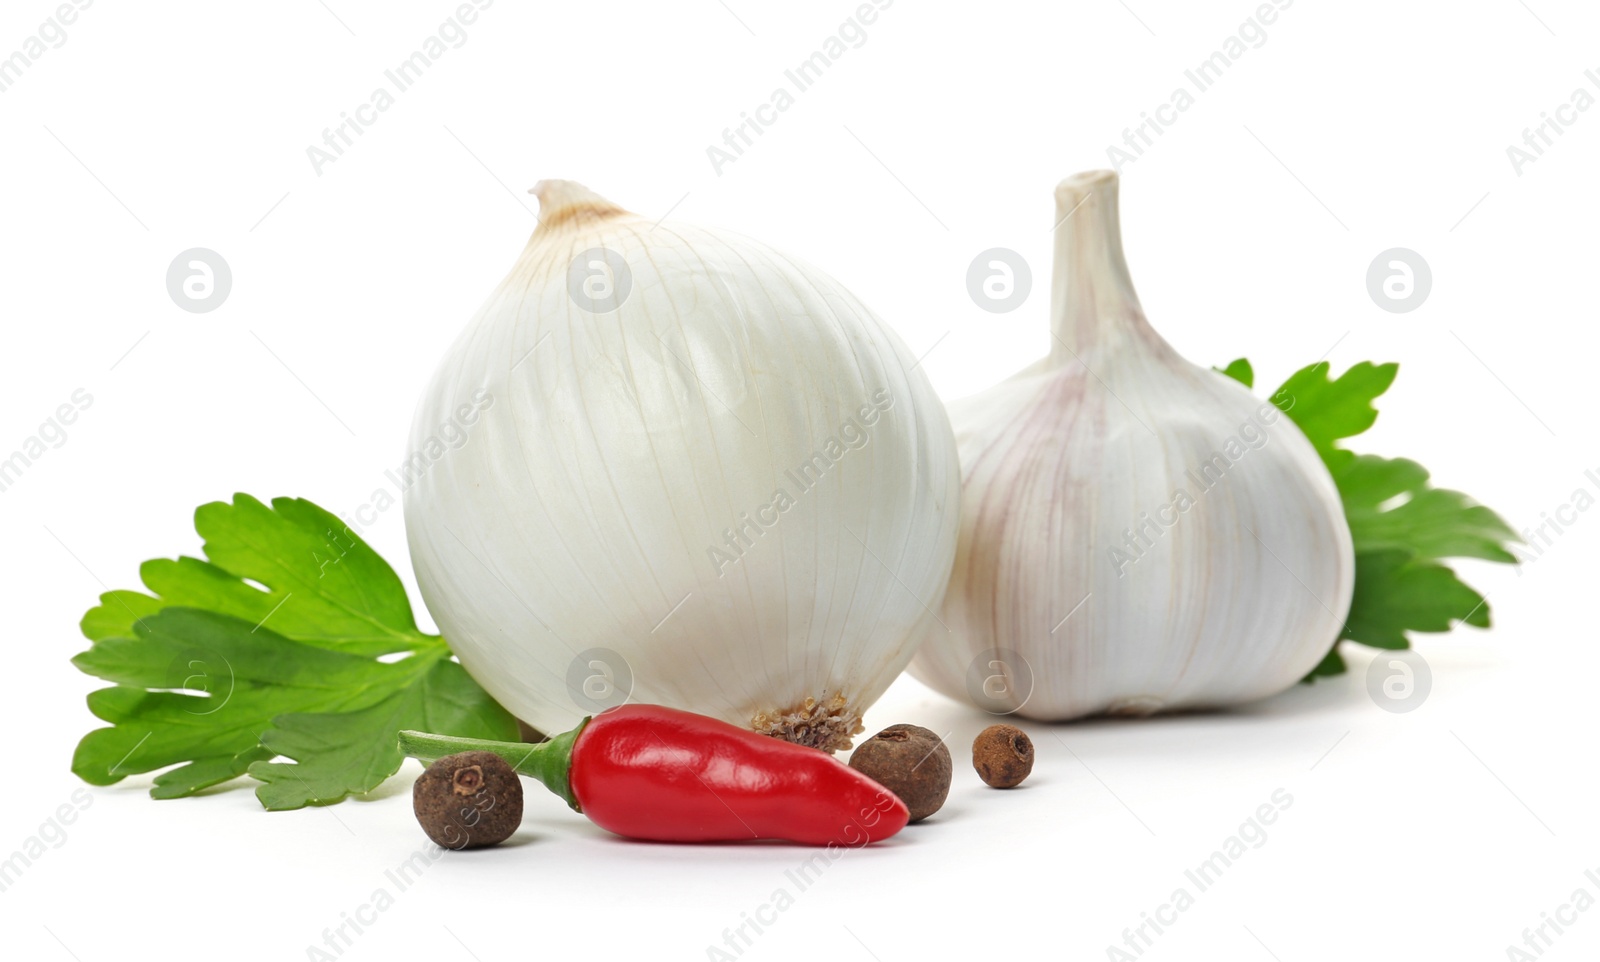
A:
[[908, 170, 1353, 721], [404, 180, 960, 751]]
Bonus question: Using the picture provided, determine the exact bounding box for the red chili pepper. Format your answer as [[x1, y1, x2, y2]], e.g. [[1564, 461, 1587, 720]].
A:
[[400, 705, 908, 846]]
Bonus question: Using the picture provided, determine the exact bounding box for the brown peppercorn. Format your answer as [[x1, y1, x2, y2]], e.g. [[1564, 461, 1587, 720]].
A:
[[413, 751, 524, 849], [972, 724, 1034, 788], [847, 724, 951, 822]]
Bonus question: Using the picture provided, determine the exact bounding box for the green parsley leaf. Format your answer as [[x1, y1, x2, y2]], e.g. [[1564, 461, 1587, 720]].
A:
[[1302, 645, 1347, 680], [251, 659, 509, 810], [71, 495, 519, 809], [1334, 454, 1519, 564], [81, 494, 433, 658], [1214, 358, 1254, 388], [73, 608, 401, 792], [1224, 360, 1519, 680], [1271, 360, 1397, 461], [1340, 550, 1491, 650]]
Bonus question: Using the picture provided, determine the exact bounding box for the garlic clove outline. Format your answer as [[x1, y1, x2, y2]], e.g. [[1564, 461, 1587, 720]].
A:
[[909, 170, 1354, 721]]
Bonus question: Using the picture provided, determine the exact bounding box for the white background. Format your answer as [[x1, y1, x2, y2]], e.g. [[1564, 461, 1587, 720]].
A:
[[1, 1, 1595, 959]]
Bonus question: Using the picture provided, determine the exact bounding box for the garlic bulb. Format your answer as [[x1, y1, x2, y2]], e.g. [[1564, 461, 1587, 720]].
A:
[[909, 170, 1353, 720], [405, 180, 960, 751]]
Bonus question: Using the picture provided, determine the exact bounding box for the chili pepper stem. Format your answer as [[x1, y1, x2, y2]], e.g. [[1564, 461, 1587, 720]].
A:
[[399, 721, 590, 812]]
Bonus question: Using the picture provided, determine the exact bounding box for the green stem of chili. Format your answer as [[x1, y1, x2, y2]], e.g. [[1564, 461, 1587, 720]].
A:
[[398, 721, 590, 812]]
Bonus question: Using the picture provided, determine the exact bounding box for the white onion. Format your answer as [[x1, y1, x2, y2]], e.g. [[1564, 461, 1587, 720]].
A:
[[404, 181, 960, 750]]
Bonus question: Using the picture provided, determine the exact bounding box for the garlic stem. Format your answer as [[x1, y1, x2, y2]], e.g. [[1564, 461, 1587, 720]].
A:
[[1048, 170, 1156, 365]]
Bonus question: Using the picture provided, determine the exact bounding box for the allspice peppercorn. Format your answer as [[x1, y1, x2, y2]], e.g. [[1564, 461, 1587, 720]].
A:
[[413, 751, 523, 849], [847, 724, 951, 822], [972, 724, 1034, 788]]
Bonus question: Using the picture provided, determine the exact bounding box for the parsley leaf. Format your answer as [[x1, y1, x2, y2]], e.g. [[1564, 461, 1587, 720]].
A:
[[1301, 645, 1348, 680], [251, 659, 511, 809], [1339, 550, 1492, 649], [1222, 360, 1518, 679], [71, 494, 519, 809], [1270, 361, 1398, 463], [82, 494, 434, 658], [1335, 454, 1519, 564], [1214, 358, 1254, 388]]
